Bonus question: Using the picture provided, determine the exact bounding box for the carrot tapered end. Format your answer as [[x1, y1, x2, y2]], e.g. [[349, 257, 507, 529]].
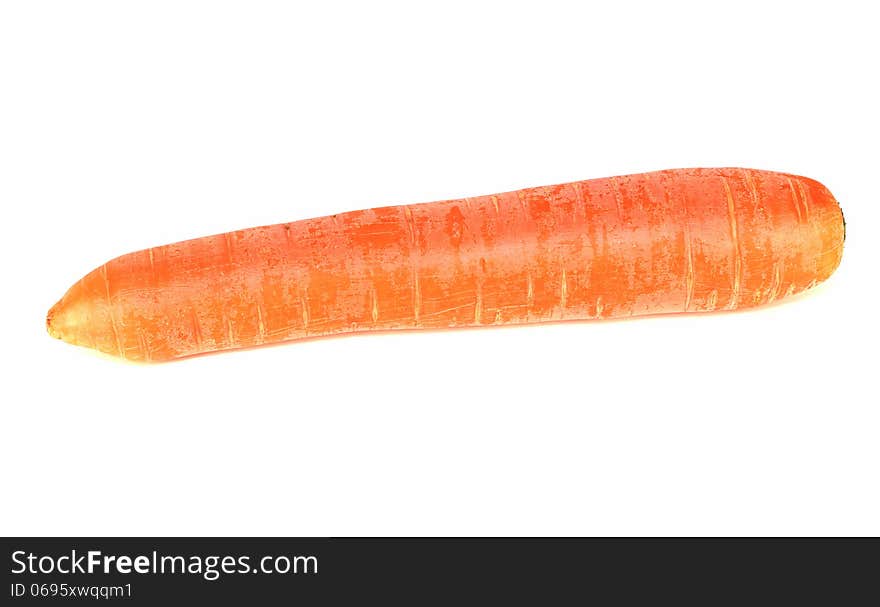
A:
[[46, 303, 60, 340], [46, 293, 89, 346], [46, 272, 122, 358]]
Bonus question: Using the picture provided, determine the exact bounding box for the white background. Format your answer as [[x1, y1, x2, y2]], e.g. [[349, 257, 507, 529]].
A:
[[1, 1, 877, 536]]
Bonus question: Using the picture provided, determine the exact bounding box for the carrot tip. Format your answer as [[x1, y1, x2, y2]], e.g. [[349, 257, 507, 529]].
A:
[[46, 305, 60, 340], [47, 298, 78, 344]]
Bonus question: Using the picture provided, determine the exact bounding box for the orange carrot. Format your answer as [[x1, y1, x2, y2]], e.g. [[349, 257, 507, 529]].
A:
[[46, 168, 845, 362]]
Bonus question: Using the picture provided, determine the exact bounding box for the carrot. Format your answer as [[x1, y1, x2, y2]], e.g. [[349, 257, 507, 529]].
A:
[[46, 167, 845, 362]]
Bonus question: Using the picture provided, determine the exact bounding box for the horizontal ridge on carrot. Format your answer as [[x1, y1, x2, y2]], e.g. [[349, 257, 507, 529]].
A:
[[47, 168, 845, 362]]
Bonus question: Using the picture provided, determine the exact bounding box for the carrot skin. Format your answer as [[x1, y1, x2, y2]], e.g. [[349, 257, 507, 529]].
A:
[[46, 168, 845, 362]]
